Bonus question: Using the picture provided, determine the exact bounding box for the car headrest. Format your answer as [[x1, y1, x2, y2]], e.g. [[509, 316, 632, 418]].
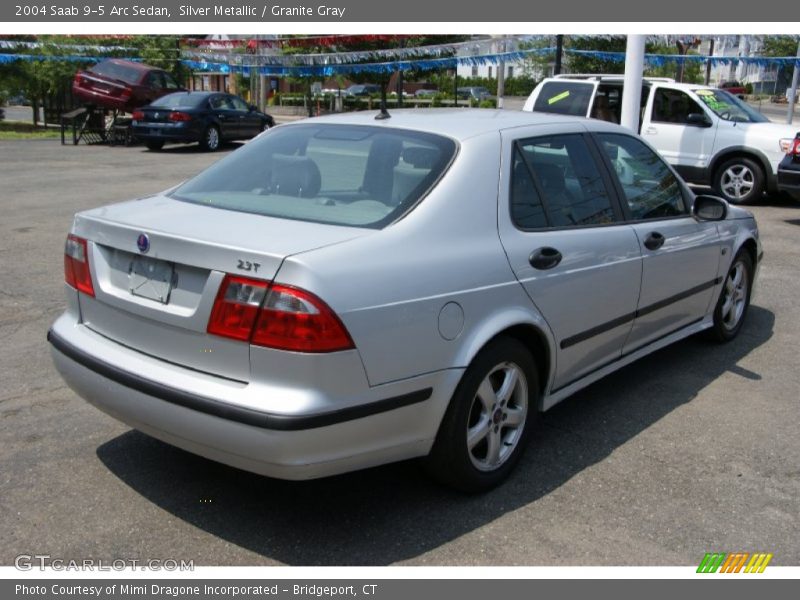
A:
[[401, 146, 440, 169], [270, 155, 321, 198]]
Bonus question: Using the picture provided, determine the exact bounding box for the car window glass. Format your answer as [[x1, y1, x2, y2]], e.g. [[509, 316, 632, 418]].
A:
[[532, 81, 594, 116], [693, 88, 769, 123], [90, 61, 142, 84], [510, 147, 548, 229], [597, 133, 687, 220], [229, 96, 249, 111], [210, 95, 234, 110], [514, 134, 616, 228], [145, 72, 163, 90], [171, 124, 457, 229], [162, 73, 180, 90], [651, 88, 705, 124]]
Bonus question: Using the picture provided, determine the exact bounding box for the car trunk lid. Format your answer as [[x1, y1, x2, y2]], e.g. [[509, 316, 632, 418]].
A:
[[72, 194, 370, 381]]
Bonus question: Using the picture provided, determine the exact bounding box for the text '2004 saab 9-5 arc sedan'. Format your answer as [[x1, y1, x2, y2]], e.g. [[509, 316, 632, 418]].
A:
[[49, 109, 762, 492]]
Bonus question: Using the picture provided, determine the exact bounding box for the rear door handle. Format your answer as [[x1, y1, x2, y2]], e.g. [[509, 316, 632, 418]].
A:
[[643, 231, 665, 251], [529, 247, 563, 270], [644, 126, 657, 134]]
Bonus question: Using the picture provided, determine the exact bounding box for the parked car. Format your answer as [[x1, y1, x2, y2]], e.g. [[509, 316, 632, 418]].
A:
[[523, 75, 800, 204], [131, 91, 274, 152], [72, 59, 183, 114], [457, 86, 491, 101], [414, 88, 438, 98], [7, 94, 30, 106], [344, 84, 382, 97], [778, 133, 800, 202], [49, 110, 761, 491], [719, 81, 747, 97]]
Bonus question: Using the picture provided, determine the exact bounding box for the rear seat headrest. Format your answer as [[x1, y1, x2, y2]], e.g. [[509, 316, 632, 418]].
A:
[[270, 155, 321, 198]]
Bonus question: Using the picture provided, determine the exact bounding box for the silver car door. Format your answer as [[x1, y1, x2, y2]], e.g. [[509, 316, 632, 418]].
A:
[[593, 132, 722, 353], [498, 124, 643, 392]]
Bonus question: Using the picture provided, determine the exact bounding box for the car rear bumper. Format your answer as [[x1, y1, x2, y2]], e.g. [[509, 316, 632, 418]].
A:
[[48, 313, 461, 480], [132, 125, 203, 144], [777, 165, 800, 201]]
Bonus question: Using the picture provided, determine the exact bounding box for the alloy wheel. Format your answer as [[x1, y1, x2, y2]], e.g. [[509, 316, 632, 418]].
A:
[[466, 361, 528, 472]]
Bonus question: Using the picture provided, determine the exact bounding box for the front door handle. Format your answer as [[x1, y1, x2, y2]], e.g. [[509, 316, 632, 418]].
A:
[[529, 247, 563, 270], [644, 126, 657, 134], [643, 231, 665, 251]]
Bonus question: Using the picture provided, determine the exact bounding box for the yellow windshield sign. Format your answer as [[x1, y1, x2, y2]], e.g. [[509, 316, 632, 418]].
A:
[[548, 91, 571, 105]]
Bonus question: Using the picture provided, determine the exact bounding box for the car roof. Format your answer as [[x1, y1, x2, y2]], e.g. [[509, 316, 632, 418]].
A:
[[296, 108, 621, 141]]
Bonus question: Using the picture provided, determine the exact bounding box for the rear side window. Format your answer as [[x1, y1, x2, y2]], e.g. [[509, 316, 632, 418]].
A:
[[511, 134, 616, 228], [596, 133, 687, 220], [533, 81, 594, 116], [171, 124, 457, 228]]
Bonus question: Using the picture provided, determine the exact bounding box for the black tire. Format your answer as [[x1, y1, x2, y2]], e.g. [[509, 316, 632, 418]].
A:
[[145, 139, 164, 151], [713, 157, 764, 205], [424, 337, 540, 493], [706, 250, 754, 342], [198, 125, 221, 152]]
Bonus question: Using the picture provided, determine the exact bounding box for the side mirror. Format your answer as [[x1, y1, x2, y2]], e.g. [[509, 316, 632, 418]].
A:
[[249, 104, 258, 112], [693, 194, 728, 221], [687, 113, 712, 128]]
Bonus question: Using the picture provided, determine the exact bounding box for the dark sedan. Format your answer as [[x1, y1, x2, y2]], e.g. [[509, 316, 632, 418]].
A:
[[132, 91, 275, 152], [778, 135, 800, 202]]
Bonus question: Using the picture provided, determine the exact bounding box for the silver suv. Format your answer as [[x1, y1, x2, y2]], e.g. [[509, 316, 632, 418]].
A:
[[50, 110, 761, 491]]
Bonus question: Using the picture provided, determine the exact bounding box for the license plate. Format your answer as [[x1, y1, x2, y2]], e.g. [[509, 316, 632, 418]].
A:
[[129, 256, 175, 304]]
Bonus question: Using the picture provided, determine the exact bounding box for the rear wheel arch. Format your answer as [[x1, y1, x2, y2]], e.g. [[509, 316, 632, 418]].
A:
[[496, 324, 551, 400], [457, 320, 553, 407]]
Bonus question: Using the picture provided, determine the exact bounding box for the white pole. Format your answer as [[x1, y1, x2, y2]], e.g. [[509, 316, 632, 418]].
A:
[[620, 35, 646, 133], [786, 40, 800, 125]]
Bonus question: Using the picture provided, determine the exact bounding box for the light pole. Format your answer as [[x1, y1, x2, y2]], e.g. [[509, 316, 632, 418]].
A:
[[620, 35, 645, 133]]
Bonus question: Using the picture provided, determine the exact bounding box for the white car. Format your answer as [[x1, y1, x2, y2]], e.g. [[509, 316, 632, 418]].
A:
[[523, 75, 799, 204]]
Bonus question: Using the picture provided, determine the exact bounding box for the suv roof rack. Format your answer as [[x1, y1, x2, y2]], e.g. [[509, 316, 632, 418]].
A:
[[552, 74, 675, 83]]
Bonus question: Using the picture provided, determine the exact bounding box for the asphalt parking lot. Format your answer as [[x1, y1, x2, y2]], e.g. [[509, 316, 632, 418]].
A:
[[1, 137, 799, 567]]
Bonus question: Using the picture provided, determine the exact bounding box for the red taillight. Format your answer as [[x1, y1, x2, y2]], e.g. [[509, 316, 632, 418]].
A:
[[792, 138, 800, 156], [169, 111, 193, 122], [251, 284, 354, 352], [120, 87, 132, 100], [207, 276, 354, 353], [63, 234, 94, 297], [207, 275, 269, 341], [131, 110, 144, 120]]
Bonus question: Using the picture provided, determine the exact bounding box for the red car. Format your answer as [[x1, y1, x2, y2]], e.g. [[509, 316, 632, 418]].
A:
[[719, 81, 747, 97], [72, 59, 183, 114]]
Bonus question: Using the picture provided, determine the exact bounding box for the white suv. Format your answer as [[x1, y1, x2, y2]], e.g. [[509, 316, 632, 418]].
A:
[[523, 75, 799, 204]]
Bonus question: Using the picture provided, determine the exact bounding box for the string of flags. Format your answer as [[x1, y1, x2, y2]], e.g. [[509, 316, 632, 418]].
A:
[[1, 46, 798, 77]]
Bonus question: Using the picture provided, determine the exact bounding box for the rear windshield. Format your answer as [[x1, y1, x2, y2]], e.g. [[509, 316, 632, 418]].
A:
[[533, 81, 594, 116], [90, 61, 144, 84], [150, 93, 208, 109], [170, 124, 457, 228]]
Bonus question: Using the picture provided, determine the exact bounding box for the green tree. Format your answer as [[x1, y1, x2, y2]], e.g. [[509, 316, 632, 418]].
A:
[[564, 36, 626, 74]]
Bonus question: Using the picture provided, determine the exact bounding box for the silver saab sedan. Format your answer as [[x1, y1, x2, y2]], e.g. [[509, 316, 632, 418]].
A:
[[49, 109, 761, 491]]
